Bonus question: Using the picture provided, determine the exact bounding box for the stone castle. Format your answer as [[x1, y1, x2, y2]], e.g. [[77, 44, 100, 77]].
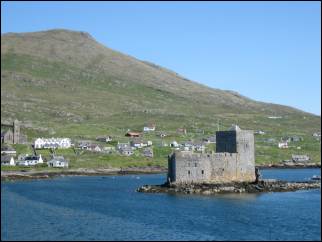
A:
[[167, 125, 255, 184]]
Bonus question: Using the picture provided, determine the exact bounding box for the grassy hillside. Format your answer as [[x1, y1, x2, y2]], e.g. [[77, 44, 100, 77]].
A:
[[1, 29, 320, 167]]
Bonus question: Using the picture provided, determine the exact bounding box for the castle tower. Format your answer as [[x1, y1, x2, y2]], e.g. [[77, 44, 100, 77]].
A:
[[216, 125, 254, 162], [216, 124, 255, 181], [13, 119, 20, 144]]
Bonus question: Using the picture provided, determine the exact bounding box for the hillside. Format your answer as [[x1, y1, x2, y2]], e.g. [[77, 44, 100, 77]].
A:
[[1, 29, 321, 165]]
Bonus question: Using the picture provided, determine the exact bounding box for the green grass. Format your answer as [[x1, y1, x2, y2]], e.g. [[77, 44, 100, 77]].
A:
[[1, 30, 320, 169]]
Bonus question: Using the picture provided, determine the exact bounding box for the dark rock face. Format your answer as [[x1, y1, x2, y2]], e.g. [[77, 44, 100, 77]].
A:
[[136, 179, 321, 195]]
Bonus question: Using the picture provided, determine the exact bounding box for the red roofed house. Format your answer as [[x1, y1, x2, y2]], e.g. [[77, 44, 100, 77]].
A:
[[125, 131, 141, 138]]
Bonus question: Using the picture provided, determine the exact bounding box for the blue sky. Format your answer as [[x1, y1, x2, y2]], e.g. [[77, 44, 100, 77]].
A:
[[2, 1, 321, 115]]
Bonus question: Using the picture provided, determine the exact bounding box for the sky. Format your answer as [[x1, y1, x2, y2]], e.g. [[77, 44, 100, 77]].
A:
[[1, 1, 321, 115]]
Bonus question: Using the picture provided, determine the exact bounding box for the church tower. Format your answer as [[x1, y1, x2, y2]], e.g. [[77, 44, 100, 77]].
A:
[[13, 119, 20, 144]]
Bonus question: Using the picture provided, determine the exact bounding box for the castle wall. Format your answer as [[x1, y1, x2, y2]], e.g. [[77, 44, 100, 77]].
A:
[[167, 128, 256, 184], [170, 151, 212, 183]]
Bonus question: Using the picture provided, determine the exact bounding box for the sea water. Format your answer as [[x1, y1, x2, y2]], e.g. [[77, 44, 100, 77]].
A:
[[1, 168, 321, 241]]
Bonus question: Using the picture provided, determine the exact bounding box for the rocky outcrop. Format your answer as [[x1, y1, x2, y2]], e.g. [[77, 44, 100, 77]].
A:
[[137, 179, 321, 195]]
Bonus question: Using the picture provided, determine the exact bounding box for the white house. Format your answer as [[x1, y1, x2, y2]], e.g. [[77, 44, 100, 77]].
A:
[[170, 141, 179, 148], [131, 139, 145, 148], [1, 155, 15, 166], [48, 156, 69, 168], [96, 136, 113, 142], [17, 154, 43, 166], [87, 144, 102, 152], [292, 154, 310, 162], [1, 146, 17, 155], [255, 130, 266, 135], [278, 142, 288, 149], [34, 138, 71, 149], [143, 123, 156, 132]]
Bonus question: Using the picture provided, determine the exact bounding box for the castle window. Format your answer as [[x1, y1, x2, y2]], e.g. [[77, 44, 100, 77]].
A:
[[201, 170, 204, 175], [188, 170, 190, 175], [195, 163, 197, 167]]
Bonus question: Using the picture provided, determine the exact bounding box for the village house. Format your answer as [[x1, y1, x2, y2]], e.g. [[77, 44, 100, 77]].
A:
[[117, 142, 131, 150], [312, 132, 321, 141], [34, 138, 71, 149], [1, 145, 17, 155], [1, 155, 15, 166], [158, 132, 167, 138], [102, 146, 115, 154], [202, 136, 216, 143], [125, 131, 141, 138], [194, 142, 206, 152], [254, 130, 266, 135], [170, 141, 179, 148], [143, 148, 153, 158], [86, 144, 102, 152], [312, 132, 321, 137], [176, 128, 187, 135], [278, 142, 288, 149], [130, 138, 145, 149], [143, 123, 156, 132], [17, 154, 43, 166], [96, 136, 112, 143], [48, 155, 69, 168], [181, 141, 194, 151], [292, 154, 310, 162], [119, 146, 134, 156], [289, 136, 303, 142], [130, 138, 153, 149], [77, 140, 92, 149]]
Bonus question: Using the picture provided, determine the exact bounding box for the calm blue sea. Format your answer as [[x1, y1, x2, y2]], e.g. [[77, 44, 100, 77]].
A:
[[1, 168, 321, 241]]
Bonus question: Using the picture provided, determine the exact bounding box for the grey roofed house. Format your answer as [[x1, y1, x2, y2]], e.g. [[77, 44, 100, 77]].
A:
[[289, 136, 303, 142], [119, 146, 133, 156], [48, 156, 69, 168], [1, 155, 15, 166], [291, 154, 310, 162], [202, 136, 216, 143], [117, 142, 130, 150], [194, 142, 206, 152], [78, 140, 92, 149], [143, 148, 153, 158], [96, 136, 112, 142], [1, 145, 17, 155]]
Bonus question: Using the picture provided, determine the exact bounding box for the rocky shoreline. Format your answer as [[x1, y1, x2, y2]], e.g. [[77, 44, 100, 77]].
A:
[[137, 179, 321, 195], [1, 163, 320, 181], [1, 166, 167, 181], [256, 162, 321, 169]]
